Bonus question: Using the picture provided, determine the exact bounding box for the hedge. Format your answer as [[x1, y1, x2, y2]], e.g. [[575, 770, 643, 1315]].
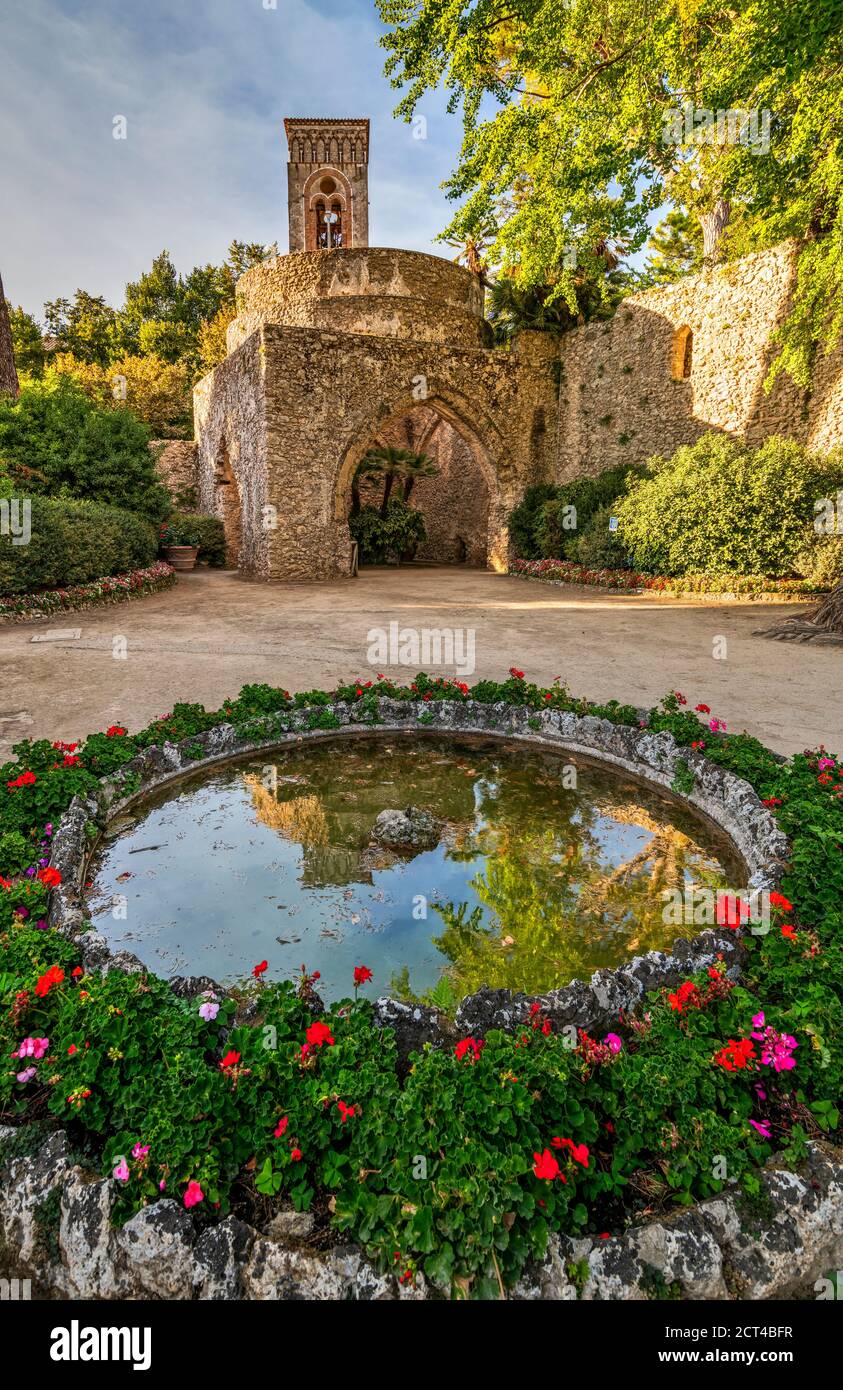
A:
[[0, 496, 157, 596], [617, 434, 843, 578]]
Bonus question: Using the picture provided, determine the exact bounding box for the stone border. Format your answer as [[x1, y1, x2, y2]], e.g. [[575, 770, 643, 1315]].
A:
[[46, 698, 790, 1057], [5, 697, 827, 1302], [2, 1124, 840, 1300]]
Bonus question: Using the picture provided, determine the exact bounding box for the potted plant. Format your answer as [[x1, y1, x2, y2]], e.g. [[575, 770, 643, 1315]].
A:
[[159, 518, 201, 571]]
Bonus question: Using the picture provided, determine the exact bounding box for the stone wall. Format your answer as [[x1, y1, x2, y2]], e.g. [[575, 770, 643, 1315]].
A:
[[227, 247, 489, 352], [194, 333, 268, 576], [555, 241, 843, 481], [192, 239, 843, 583], [152, 440, 199, 507]]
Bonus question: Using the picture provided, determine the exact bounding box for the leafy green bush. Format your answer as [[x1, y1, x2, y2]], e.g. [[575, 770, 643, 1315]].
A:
[[349, 500, 426, 564], [507, 483, 559, 559], [567, 503, 631, 568], [508, 467, 647, 561], [0, 497, 157, 595], [616, 433, 843, 578], [160, 511, 225, 565], [0, 375, 169, 520], [794, 532, 843, 588], [536, 465, 648, 560]]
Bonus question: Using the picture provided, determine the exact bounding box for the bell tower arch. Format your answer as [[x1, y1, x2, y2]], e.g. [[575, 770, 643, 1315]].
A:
[[284, 118, 370, 253]]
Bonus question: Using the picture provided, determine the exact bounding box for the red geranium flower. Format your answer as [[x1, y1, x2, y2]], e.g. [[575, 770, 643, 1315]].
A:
[[551, 1137, 590, 1168], [715, 892, 750, 929], [532, 1149, 565, 1181], [353, 965, 372, 987], [454, 1036, 485, 1063], [769, 891, 793, 913], [35, 964, 64, 998], [290, 1147, 302, 1162], [106, 726, 127, 737], [305, 1020, 335, 1049], [508, 667, 525, 680], [219, 1049, 241, 1070], [37, 867, 62, 889], [337, 1100, 356, 1124], [7, 770, 36, 789], [713, 1038, 756, 1072], [273, 1116, 289, 1138], [781, 923, 797, 941], [668, 980, 701, 1014], [252, 960, 268, 979], [695, 703, 710, 714]]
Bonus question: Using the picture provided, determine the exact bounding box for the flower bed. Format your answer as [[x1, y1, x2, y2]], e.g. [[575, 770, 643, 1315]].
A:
[[510, 557, 825, 601], [0, 673, 840, 1299], [0, 561, 176, 623]]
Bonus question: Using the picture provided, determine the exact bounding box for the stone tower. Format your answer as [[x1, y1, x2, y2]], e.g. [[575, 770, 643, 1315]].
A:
[[284, 118, 370, 253]]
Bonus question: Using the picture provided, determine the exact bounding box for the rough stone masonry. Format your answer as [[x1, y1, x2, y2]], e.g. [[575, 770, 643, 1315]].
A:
[[177, 116, 843, 582]]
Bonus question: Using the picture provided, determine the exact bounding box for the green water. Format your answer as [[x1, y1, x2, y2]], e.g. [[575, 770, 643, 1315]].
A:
[[88, 737, 743, 1003]]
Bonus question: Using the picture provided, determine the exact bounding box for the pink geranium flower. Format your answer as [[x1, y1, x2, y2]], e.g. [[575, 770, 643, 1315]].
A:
[[183, 1180, 204, 1208]]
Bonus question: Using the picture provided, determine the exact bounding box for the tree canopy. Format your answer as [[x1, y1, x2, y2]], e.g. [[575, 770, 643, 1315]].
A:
[[21, 239, 277, 381], [378, 0, 843, 384]]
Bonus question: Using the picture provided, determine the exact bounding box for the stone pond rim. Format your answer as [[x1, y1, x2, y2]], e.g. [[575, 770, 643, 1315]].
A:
[[6, 699, 833, 1303], [44, 698, 790, 1062]]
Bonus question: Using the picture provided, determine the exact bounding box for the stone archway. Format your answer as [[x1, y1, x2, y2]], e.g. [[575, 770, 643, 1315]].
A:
[[213, 443, 243, 568], [351, 403, 492, 566], [334, 388, 513, 576]]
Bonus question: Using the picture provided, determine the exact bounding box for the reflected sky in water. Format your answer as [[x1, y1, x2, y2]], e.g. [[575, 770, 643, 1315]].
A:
[[89, 738, 743, 1002]]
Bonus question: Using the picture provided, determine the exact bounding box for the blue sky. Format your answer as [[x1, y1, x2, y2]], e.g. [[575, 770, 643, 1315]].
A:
[[1, 0, 467, 319]]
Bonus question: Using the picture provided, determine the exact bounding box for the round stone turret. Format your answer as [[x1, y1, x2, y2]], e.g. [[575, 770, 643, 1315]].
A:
[[226, 247, 488, 352]]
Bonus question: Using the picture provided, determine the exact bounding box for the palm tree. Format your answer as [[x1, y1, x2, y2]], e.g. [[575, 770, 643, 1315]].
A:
[[350, 452, 384, 517], [445, 235, 490, 278], [401, 451, 440, 502], [363, 446, 415, 517]]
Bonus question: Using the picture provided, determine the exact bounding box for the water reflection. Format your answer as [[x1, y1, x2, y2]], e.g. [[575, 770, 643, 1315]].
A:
[[89, 739, 743, 1003]]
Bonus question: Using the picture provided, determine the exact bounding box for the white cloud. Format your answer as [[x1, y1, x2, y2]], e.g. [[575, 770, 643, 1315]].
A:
[[1, 0, 464, 318]]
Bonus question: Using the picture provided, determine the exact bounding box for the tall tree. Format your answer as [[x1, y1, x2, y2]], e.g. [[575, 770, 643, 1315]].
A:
[[6, 302, 47, 376], [378, 1, 843, 383], [0, 273, 21, 398], [643, 210, 704, 285]]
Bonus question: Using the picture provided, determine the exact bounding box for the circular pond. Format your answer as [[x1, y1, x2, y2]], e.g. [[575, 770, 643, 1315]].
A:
[[87, 737, 745, 1003]]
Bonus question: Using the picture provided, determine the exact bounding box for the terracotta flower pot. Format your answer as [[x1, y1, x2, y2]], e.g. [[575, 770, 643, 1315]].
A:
[[164, 545, 199, 572]]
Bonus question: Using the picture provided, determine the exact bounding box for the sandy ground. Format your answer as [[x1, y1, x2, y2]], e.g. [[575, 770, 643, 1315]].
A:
[[1, 566, 840, 760]]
